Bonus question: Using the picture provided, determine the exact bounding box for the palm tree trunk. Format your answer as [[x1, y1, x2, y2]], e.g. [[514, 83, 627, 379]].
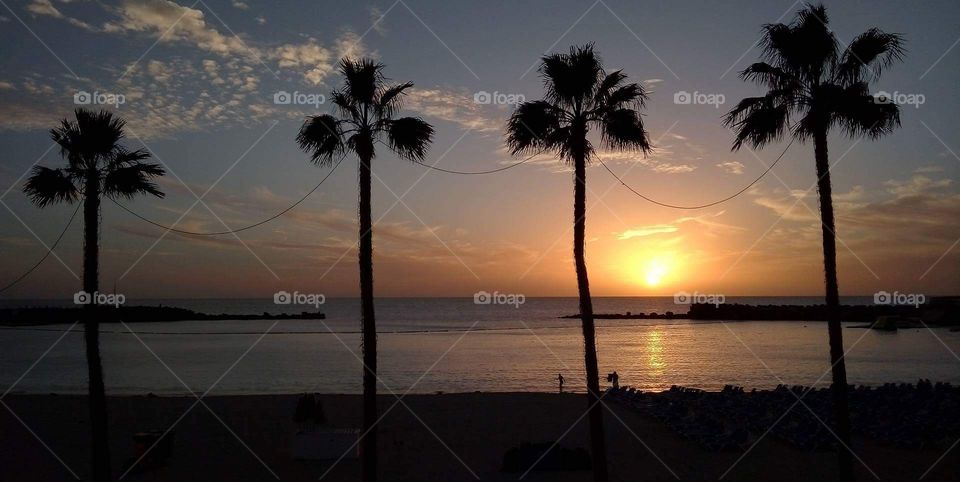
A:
[[813, 123, 855, 482], [574, 151, 609, 482], [82, 173, 111, 482], [358, 149, 378, 482]]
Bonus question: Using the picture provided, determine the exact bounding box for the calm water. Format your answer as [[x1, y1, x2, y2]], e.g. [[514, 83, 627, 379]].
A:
[[1, 297, 958, 395]]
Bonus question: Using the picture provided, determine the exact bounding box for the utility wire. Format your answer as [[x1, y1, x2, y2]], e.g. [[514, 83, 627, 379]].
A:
[[0, 203, 81, 294], [373, 138, 540, 175], [599, 137, 796, 210], [110, 157, 343, 236], [415, 152, 540, 174]]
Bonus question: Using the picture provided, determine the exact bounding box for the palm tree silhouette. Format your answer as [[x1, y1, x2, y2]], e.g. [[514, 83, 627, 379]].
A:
[[506, 44, 651, 482], [23, 108, 165, 482], [296, 58, 434, 482], [724, 4, 903, 480]]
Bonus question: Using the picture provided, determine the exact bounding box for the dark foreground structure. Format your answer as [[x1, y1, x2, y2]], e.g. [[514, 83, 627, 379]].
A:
[[2, 387, 957, 481]]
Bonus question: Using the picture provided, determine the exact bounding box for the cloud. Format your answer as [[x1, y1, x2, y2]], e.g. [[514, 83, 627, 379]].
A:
[[369, 5, 388, 36], [617, 211, 743, 240], [403, 88, 500, 131], [618, 225, 679, 239], [717, 161, 745, 175], [752, 177, 960, 257], [106, 0, 251, 56], [105, 0, 367, 85], [26, 0, 60, 17], [0, 1, 375, 138], [597, 149, 696, 174], [231, 0, 248, 10], [884, 175, 951, 198], [26, 0, 97, 30]]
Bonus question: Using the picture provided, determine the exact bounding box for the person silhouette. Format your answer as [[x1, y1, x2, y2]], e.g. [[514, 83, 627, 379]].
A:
[[557, 373, 565, 393], [611, 371, 619, 389]]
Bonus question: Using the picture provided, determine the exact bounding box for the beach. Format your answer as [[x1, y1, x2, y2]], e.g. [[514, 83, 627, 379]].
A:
[[3, 392, 956, 481]]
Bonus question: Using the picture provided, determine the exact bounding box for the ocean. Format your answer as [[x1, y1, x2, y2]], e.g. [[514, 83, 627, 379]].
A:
[[1, 297, 958, 395]]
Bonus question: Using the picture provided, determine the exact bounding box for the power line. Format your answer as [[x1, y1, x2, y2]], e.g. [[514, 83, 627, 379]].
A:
[[598, 138, 796, 210], [110, 157, 344, 236], [372, 138, 540, 174], [415, 152, 540, 174], [0, 203, 81, 295]]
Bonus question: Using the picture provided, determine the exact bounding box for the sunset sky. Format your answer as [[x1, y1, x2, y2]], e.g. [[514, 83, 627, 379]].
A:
[[0, 0, 958, 299]]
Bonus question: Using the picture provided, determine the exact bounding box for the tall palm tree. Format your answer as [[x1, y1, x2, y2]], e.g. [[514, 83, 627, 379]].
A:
[[296, 58, 434, 482], [506, 44, 651, 482], [23, 108, 165, 482], [724, 4, 903, 480]]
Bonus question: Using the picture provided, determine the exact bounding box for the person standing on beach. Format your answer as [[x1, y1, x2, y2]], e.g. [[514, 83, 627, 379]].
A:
[[558, 373, 565, 393]]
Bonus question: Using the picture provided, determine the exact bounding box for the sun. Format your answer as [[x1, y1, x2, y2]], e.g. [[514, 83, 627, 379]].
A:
[[643, 259, 669, 286]]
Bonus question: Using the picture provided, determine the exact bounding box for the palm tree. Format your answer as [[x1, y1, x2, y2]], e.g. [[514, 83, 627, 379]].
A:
[[724, 4, 903, 480], [23, 108, 165, 482], [506, 44, 651, 482], [296, 58, 434, 482]]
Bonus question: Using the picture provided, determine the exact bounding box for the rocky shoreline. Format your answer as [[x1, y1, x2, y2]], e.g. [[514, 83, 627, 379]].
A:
[[0, 305, 325, 326]]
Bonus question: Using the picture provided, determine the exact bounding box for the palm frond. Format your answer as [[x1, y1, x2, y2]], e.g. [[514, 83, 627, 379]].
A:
[[540, 44, 603, 110], [834, 28, 905, 84], [104, 162, 166, 200], [740, 62, 801, 92], [377, 81, 413, 119], [831, 82, 901, 139], [505, 101, 565, 156], [297, 114, 346, 166], [51, 108, 127, 170], [600, 108, 651, 154], [109, 148, 152, 169], [339, 57, 383, 107], [600, 83, 647, 112], [331, 90, 361, 122], [760, 4, 837, 83], [724, 95, 791, 150], [593, 70, 627, 104], [23, 166, 79, 207], [386, 117, 434, 162]]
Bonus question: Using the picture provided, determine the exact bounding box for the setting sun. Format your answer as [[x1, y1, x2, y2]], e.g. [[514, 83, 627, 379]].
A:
[[644, 259, 669, 286]]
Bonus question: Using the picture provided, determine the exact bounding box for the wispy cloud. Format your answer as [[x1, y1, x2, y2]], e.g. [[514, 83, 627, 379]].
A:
[[716, 160, 745, 175], [617, 211, 743, 240]]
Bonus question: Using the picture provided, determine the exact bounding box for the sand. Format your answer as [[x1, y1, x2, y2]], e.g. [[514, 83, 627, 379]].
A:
[[1, 393, 956, 481]]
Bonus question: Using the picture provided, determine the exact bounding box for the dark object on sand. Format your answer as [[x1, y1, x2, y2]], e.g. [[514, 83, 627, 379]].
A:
[[294, 393, 326, 428], [501, 442, 591, 472], [122, 430, 175, 474]]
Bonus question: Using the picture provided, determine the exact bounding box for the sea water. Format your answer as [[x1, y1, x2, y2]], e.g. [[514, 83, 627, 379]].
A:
[[1, 297, 957, 394]]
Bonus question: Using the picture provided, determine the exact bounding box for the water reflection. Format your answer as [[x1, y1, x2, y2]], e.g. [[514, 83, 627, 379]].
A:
[[647, 329, 665, 375]]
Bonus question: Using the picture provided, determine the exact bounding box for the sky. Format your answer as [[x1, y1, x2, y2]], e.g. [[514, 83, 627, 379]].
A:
[[0, 0, 958, 300]]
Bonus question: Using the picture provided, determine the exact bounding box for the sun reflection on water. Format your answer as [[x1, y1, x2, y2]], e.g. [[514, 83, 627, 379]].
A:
[[647, 329, 666, 375]]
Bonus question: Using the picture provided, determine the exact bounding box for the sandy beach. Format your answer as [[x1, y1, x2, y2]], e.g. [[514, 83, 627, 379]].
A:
[[2, 392, 956, 481]]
